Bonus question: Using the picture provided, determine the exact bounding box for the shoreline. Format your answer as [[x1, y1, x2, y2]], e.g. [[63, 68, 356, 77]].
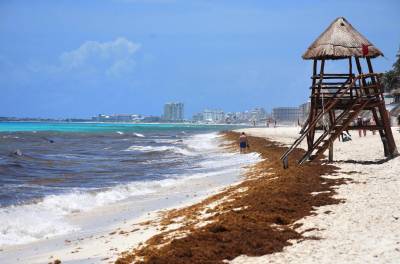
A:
[[115, 131, 345, 263], [0, 132, 259, 264], [3, 128, 399, 263]]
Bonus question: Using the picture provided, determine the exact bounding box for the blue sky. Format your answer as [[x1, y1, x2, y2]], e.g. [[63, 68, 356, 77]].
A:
[[0, 0, 399, 118]]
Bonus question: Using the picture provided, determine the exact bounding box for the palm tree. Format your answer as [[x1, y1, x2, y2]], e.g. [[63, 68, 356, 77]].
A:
[[382, 46, 400, 92]]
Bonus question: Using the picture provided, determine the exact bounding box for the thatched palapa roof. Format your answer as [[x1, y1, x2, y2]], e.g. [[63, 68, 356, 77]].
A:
[[302, 17, 383, 60]]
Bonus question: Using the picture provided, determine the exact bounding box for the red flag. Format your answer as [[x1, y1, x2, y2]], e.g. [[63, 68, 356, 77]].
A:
[[362, 44, 369, 56]]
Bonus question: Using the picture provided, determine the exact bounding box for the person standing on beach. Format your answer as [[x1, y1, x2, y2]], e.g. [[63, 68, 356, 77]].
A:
[[362, 117, 368, 136], [370, 118, 376, 135], [239, 132, 249, 153], [357, 116, 363, 137]]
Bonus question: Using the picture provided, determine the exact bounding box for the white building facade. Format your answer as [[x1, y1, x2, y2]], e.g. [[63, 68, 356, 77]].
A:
[[163, 102, 184, 121]]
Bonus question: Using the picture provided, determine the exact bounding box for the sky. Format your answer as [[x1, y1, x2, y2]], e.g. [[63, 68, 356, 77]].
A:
[[0, 0, 399, 119]]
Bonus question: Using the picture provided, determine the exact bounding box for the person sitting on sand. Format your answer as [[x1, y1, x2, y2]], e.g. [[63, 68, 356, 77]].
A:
[[340, 130, 352, 142], [239, 132, 249, 153], [398, 114, 400, 132]]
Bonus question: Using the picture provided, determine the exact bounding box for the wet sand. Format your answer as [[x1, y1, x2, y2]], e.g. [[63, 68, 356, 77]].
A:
[[115, 131, 346, 263], [0, 167, 245, 264]]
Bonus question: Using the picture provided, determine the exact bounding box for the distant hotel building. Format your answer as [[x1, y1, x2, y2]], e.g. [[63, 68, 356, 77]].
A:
[[192, 112, 204, 122], [249, 107, 267, 122], [298, 102, 311, 123], [272, 107, 301, 123], [96, 114, 143, 122], [203, 109, 225, 123], [163, 102, 184, 121], [192, 107, 268, 124]]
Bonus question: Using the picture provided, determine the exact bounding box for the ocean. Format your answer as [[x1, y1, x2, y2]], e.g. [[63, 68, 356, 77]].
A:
[[0, 122, 260, 247]]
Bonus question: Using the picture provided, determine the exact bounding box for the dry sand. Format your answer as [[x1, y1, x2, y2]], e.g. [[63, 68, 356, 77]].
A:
[[231, 126, 400, 264]]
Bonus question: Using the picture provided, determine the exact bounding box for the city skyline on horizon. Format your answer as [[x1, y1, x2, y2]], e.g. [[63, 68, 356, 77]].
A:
[[0, 103, 273, 120], [1, 1, 399, 118]]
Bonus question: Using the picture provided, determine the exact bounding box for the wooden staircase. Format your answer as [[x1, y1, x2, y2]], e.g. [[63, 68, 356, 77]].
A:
[[279, 73, 396, 168], [280, 75, 358, 168], [298, 98, 371, 164]]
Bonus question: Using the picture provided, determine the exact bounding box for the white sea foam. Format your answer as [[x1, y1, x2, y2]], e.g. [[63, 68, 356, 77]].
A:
[[124, 145, 171, 152], [0, 203, 78, 246], [124, 145, 195, 156], [116, 131, 124, 135], [1, 135, 19, 139], [0, 132, 261, 247], [0, 179, 174, 247], [133, 133, 145, 137]]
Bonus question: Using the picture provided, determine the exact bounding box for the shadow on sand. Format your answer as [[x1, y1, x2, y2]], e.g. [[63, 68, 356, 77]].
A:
[[335, 157, 394, 165]]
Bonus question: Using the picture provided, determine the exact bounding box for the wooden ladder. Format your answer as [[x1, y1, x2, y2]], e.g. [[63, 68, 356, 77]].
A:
[[280, 76, 357, 168], [298, 98, 372, 164]]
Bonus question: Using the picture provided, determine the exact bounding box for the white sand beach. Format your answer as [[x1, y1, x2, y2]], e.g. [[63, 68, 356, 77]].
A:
[[232, 126, 400, 264], [2, 127, 399, 264]]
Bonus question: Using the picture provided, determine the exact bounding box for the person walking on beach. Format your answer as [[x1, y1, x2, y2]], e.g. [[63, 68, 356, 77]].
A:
[[239, 132, 249, 153], [362, 117, 368, 137], [370, 118, 376, 135], [357, 116, 363, 137]]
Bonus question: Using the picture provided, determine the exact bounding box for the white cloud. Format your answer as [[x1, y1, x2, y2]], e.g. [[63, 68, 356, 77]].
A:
[[60, 37, 140, 78], [106, 58, 137, 77]]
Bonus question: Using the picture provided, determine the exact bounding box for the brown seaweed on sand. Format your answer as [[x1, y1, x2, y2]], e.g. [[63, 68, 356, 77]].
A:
[[115, 132, 347, 264]]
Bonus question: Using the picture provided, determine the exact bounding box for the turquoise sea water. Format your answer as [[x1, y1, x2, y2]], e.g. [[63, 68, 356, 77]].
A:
[[0, 121, 260, 247], [0, 121, 243, 133], [0, 121, 259, 246]]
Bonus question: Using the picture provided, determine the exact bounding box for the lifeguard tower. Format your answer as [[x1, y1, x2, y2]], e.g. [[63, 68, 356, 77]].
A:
[[281, 17, 398, 168]]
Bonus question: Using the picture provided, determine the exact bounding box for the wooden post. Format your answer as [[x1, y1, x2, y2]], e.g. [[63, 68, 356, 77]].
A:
[[355, 57, 366, 86], [327, 106, 335, 162], [349, 57, 352, 74], [283, 156, 288, 169], [328, 143, 333, 162], [349, 57, 354, 99], [366, 57, 398, 156], [307, 59, 318, 151], [309, 59, 325, 153]]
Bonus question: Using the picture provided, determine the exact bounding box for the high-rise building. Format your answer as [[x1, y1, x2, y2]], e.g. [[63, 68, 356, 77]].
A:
[[203, 109, 225, 123], [250, 107, 267, 122], [298, 102, 311, 123], [272, 107, 300, 123], [163, 102, 184, 121], [192, 112, 204, 122]]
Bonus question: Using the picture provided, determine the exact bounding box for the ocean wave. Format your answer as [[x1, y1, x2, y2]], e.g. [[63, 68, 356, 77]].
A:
[[181, 132, 221, 153], [1, 135, 20, 139], [123, 145, 195, 156], [133, 133, 145, 138], [0, 132, 262, 247], [151, 138, 177, 144], [0, 179, 177, 247], [116, 131, 124, 135], [124, 133, 223, 156]]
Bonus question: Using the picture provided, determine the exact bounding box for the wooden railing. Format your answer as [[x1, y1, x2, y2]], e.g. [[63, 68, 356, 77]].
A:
[[280, 73, 383, 168]]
